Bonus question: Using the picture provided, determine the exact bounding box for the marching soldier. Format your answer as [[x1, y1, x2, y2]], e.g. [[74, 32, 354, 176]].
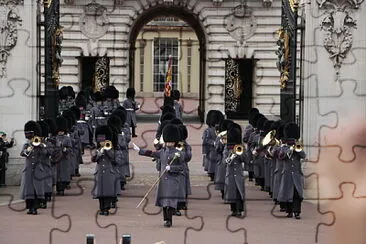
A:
[[134, 123, 185, 227], [20, 121, 46, 215], [224, 123, 246, 217], [90, 91, 107, 145], [214, 119, 233, 199], [277, 123, 306, 219], [123, 88, 140, 138], [171, 90, 183, 120], [75, 92, 93, 149], [0, 131, 14, 187], [91, 125, 119, 216], [44, 118, 59, 193]]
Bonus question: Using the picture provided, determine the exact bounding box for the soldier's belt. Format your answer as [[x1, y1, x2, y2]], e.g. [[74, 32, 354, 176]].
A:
[[125, 109, 134, 111], [95, 117, 107, 120]]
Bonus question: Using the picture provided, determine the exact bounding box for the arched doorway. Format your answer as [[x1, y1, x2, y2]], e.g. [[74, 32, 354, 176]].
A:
[[128, 5, 207, 122]]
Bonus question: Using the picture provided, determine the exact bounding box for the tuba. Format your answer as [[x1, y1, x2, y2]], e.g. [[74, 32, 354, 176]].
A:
[[261, 130, 280, 147]]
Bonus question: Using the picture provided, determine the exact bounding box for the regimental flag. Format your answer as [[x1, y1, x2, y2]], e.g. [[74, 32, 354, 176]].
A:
[[164, 55, 173, 97]]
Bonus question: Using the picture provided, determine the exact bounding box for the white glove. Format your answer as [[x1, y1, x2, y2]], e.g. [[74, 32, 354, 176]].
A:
[[153, 138, 159, 145], [165, 165, 171, 171], [174, 152, 181, 158], [252, 149, 257, 156], [132, 143, 140, 151], [230, 154, 237, 160], [121, 132, 125, 136]]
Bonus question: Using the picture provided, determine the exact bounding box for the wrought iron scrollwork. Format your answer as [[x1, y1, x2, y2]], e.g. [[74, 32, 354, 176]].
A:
[[94, 57, 109, 92], [225, 59, 242, 112], [276, 28, 291, 89]]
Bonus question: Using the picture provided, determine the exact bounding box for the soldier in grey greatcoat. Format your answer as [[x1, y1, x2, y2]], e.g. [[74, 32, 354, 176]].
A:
[[214, 119, 234, 199], [178, 124, 192, 209], [20, 121, 46, 215], [123, 88, 139, 137], [70, 106, 86, 171], [224, 123, 246, 217], [92, 125, 120, 216], [54, 116, 73, 196], [277, 123, 306, 219], [135, 123, 185, 228], [172, 90, 183, 120], [75, 93, 92, 149], [242, 108, 259, 181], [262, 120, 275, 194], [251, 116, 268, 191], [44, 118, 59, 190], [90, 92, 108, 144]]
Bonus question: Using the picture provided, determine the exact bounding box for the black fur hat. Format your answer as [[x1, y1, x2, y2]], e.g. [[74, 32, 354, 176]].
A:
[[69, 106, 81, 121], [107, 115, 122, 133], [218, 119, 234, 132], [126, 88, 135, 99], [227, 124, 242, 145], [172, 90, 180, 101], [104, 86, 115, 99], [44, 118, 57, 136], [37, 120, 50, 138], [59, 86, 68, 100], [284, 123, 300, 140], [24, 120, 42, 139], [205, 110, 215, 126], [229, 122, 242, 134], [112, 109, 126, 125], [56, 116, 68, 133], [67, 86, 75, 99], [162, 124, 181, 143], [61, 110, 76, 127], [95, 125, 115, 145], [111, 89, 119, 99], [93, 91, 104, 102], [276, 122, 287, 140], [252, 113, 265, 128], [162, 95, 174, 108], [178, 124, 188, 141], [170, 118, 183, 125], [211, 110, 224, 127], [161, 105, 176, 115], [160, 112, 176, 123], [75, 93, 87, 108], [256, 116, 268, 131], [262, 120, 274, 134], [248, 108, 260, 126]]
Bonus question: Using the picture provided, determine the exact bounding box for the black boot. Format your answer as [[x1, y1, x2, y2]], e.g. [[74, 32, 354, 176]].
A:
[[39, 199, 47, 209], [75, 168, 81, 177], [294, 212, 301, 219]]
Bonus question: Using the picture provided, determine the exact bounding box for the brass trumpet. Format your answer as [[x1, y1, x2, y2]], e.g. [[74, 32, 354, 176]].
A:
[[233, 144, 244, 156], [176, 142, 184, 151], [101, 140, 113, 151], [31, 136, 42, 147], [290, 141, 303, 152]]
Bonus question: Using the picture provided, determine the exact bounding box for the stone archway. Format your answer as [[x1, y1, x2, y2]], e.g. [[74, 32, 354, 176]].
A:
[[128, 5, 207, 121]]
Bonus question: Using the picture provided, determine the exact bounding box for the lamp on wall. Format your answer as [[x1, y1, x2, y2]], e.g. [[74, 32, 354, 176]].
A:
[[262, 0, 273, 7], [213, 0, 223, 7]]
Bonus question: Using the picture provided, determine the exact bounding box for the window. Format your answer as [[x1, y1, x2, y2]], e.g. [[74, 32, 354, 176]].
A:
[[187, 40, 192, 93], [153, 38, 179, 92], [139, 40, 145, 92]]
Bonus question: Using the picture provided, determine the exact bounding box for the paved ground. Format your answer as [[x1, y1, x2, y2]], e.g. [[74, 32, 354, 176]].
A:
[[0, 99, 330, 243]]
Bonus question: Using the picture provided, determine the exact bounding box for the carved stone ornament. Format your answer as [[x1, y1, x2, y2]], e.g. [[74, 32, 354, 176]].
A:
[[0, 0, 23, 78], [226, 4, 257, 44], [275, 28, 291, 89], [317, 0, 365, 78], [79, 0, 110, 41]]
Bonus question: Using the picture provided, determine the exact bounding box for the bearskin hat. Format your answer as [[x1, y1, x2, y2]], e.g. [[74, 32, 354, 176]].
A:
[[62, 110, 76, 126], [170, 118, 183, 125], [56, 116, 68, 133], [59, 86, 69, 100], [205, 110, 215, 126], [104, 86, 115, 99], [262, 120, 274, 134], [227, 123, 242, 145], [95, 125, 114, 145], [75, 93, 87, 108], [37, 120, 50, 138], [67, 86, 75, 99], [211, 110, 224, 127], [161, 105, 176, 116], [112, 108, 127, 125], [24, 120, 42, 138], [69, 106, 81, 121], [107, 115, 122, 133], [111, 89, 119, 99], [162, 124, 181, 143], [284, 123, 300, 140], [229, 122, 242, 134], [172, 90, 181, 101], [218, 119, 234, 132], [162, 95, 174, 108], [256, 116, 268, 131], [44, 118, 57, 136], [160, 112, 176, 123], [108, 125, 119, 149], [248, 108, 260, 126], [126, 88, 135, 99], [93, 91, 104, 102], [178, 124, 188, 141]]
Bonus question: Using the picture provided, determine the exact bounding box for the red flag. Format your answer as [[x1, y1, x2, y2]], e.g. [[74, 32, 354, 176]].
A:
[[164, 55, 173, 97]]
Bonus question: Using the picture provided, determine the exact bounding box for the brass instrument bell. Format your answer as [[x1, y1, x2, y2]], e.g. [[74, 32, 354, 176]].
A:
[[233, 144, 244, 155], [102, 140, 113, 151], [31, 136, 42, 147], [261, 130, 280, 146]]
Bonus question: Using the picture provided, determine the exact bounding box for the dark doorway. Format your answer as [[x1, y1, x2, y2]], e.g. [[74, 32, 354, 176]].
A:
[[79, 57, 110, 91], [225, 58, 254, 120]]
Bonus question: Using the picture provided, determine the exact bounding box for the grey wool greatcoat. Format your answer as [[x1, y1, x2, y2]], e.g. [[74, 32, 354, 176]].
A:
[[173, 101, 183, 120], [224, 147, 246, 203], [42, 140, 56, 193], [91, 149, 120, 198], [75, 120, 89, 145], [115, 133, 128, 183], [277, 145, 306, 203], [243, 124, 254, 172], [214, 139, 226, 191], [269, 144, 285, 201], [123, 98, 138, 128], [20, 142, 46, 200], [121, 125, 131, 177], [251, 132, 265, 178], [90, 104, 107, 127], [55, 134, 72, 182], [139, 146, 185, 209], [182, 142, 192, 196], [202, 127, 217, 173]]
